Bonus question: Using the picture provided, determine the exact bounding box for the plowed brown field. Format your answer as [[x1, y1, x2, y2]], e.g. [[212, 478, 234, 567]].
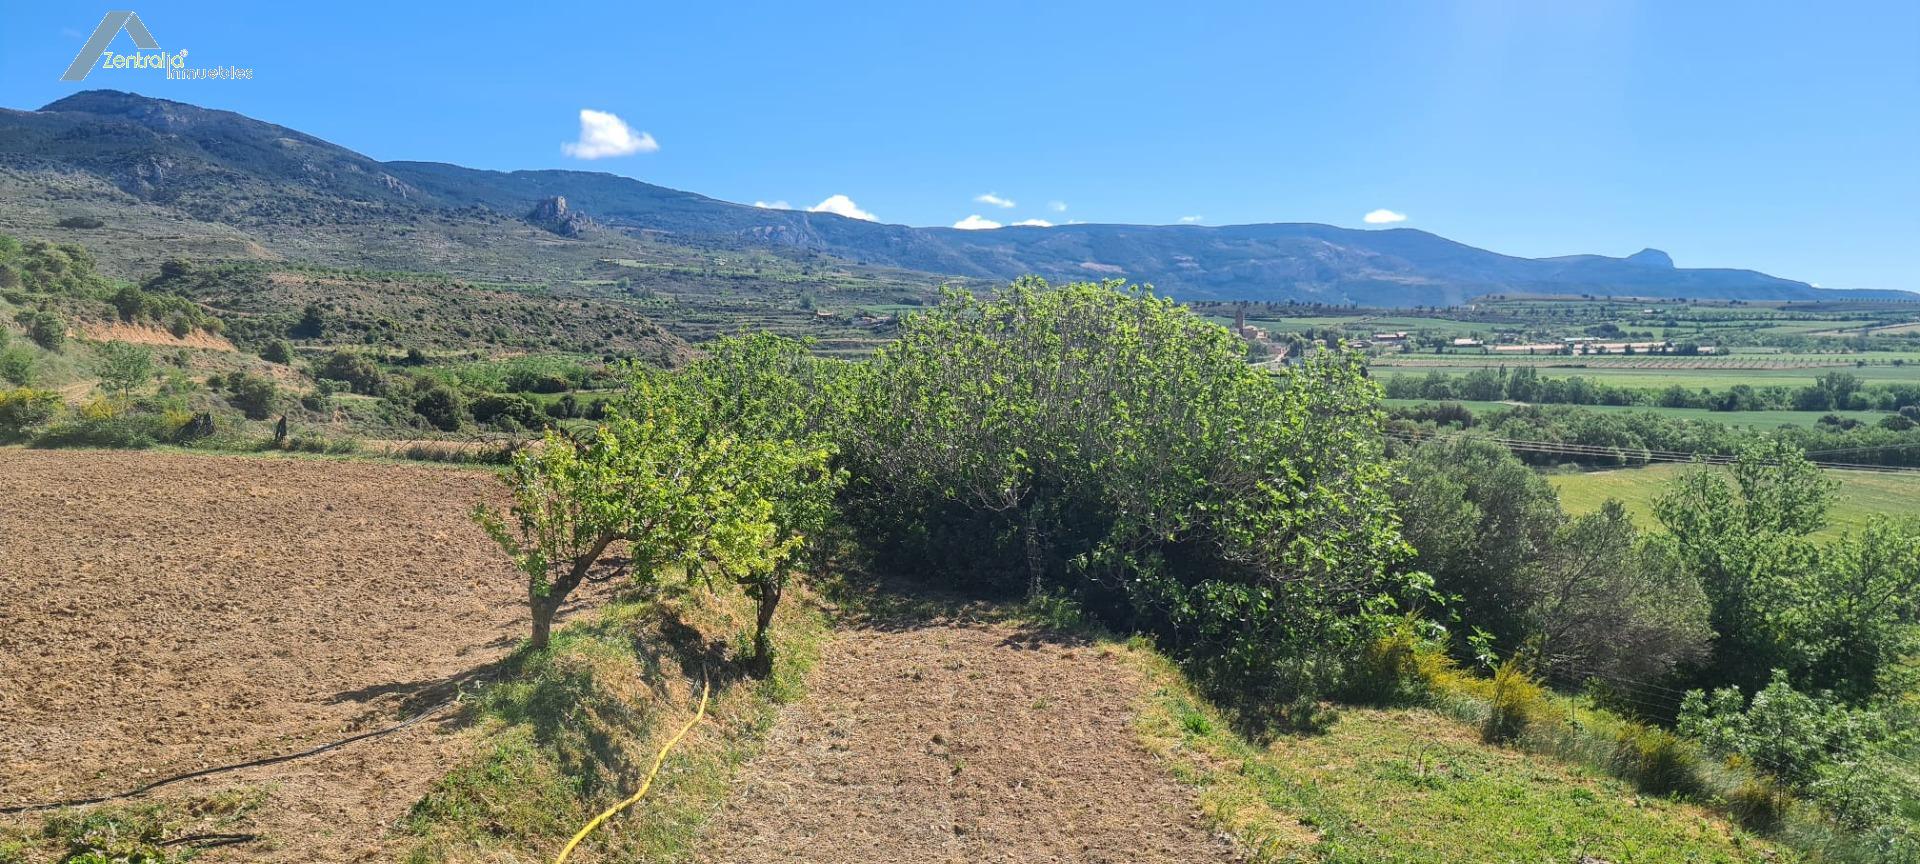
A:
[[0, 449, 602, 861]]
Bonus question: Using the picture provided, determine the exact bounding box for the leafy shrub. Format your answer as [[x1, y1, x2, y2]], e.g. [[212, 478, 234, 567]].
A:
[[1678, 670, 1883, 787], [167, 409, 216, 442], [0, 346, 32, 385], [472, 392, 544, 430], [1532, 501, 1711, 690], [1482, 656, 1546, 744], [1610, 726, 1701, 796], [1346, 616, 1452, 705], [279, 430, 360, 455], [224, 372, 279, 421], [261, 339, 294, 364], [413, 383, 467, 431], [544, 392, 580, 419], [1726, 775, 1791, 831], [395, 440, 514, 464], [56, 215, 105, 229], [292, 302, 326, 338], [1641, 443, 1920, 700], [315, 349, 386, 394], [33, 405, 178, 449], [0, 239, 107, 297], [834, 280, 1415, 722], [15, 309, 65, 350], [1807, 757, 1908, 830], [0, 387, 60, 440]]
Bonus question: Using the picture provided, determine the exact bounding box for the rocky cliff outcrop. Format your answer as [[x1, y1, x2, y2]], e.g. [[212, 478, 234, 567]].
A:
[[527, 195, 593, 236]]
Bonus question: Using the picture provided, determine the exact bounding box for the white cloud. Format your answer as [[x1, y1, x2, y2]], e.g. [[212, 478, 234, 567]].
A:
[[561, 109, 659, 159], [1363, 208, 1407, 224], [1011, 218, 1053, 227], [1177, 215, 1203, 224], [1048, 200, 1068, 212], [752, 200, 791, 209], [807, 194, 877, 221], [952, 214, 1003, 230], [974, 192, 1016, 208]]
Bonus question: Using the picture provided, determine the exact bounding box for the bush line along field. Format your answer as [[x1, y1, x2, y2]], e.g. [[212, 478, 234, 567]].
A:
[[1384, 398, 1898, 429]]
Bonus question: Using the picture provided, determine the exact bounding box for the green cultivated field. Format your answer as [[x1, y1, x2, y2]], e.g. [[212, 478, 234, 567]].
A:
[[1550, 464, 1920, 536], [1382, 398, 1891, 428], [1375, 360, 1920, 390]]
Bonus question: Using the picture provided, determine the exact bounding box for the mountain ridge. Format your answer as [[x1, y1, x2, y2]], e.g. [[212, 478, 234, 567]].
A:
[[2, 90, 1907, 305]]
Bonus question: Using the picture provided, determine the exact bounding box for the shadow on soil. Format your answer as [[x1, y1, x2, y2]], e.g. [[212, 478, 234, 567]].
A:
[[822, 569, 1100, 651], [327, 582, 624, 721]]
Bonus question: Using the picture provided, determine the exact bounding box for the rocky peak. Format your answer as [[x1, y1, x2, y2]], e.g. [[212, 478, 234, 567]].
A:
[[1625, 248, 1675, 269], [530, 195, 568, 221], [527, 195, 593, 237]]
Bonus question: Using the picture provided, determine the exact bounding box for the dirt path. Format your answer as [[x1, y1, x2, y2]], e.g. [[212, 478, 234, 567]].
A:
[[695, 619, 1239, 863], [0, 449, 606, 862]]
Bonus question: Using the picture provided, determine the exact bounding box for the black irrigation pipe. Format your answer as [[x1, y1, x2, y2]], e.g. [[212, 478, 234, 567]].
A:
[[160, 832, 261, 850], [0, 698, 456, 815]]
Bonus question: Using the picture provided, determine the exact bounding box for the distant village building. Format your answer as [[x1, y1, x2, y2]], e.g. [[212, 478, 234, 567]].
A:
[[1583, 341, 1671, 354], [1450, 337, 1484, 348], [1492, 343, 1564, 354], [1372, 331, 1409, 343]]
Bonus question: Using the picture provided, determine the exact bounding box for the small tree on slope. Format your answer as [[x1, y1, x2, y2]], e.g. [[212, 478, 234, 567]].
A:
[[474, 334, 840, 667]]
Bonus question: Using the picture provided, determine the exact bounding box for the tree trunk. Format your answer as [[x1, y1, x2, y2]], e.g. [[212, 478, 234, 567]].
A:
[[751, 581, 782, 677], [1022, 508, 1046, 601], [530, 592, 557, 650], [526, 534, 615, 652]]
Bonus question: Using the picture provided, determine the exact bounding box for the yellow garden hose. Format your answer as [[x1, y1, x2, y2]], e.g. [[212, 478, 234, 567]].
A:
[[553, 678, 712, 864]]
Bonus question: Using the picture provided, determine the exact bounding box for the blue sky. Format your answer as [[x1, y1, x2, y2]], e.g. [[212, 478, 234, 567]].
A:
[[3, 1, 1916, 291]]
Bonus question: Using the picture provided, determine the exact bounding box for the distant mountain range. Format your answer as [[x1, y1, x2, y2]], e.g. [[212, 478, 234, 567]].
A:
[[1, 90, 1907, 305]]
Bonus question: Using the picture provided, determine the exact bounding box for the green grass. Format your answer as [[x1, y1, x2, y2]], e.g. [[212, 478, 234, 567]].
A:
[[403, 581, 829, 864], [0, 787, 267, 864], [1128, 645, 1786, 863], [1549, 464, 1920, 537], [1382, 398, 1894, 429]]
